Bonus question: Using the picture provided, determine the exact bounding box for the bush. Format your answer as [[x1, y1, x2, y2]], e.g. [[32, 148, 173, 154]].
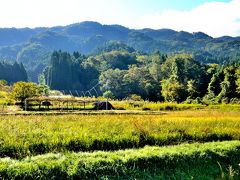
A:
[[127, 94, 143, 101], [11, 81, 40, 104], [103, 90, 115, 99]]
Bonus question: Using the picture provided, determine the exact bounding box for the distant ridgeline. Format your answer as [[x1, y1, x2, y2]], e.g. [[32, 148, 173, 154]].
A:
[[0, 61, 27, 84], [0, 21, 240, 82]]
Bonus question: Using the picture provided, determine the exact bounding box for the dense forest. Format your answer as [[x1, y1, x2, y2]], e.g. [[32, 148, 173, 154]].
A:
[[0, 61, 27, 83], [0, 21, 240, 81], [43, 50, 240, 103], [45, 51, 99, 90]]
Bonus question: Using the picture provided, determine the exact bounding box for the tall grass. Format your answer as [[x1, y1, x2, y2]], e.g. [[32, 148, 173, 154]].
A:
[[111, 100, 240, 111], [111, 100, 205, 110], [0, 141, 239, 179], [0, 111, 240, 158]]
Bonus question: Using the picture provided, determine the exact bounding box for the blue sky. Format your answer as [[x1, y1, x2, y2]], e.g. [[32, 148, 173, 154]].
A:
[[124, 0, 230, 12], [0, 0, 239, 37]]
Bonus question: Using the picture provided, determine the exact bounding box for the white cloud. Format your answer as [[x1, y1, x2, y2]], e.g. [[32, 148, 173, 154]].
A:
[[0, 0, 133, 28], [137, 0, 240, 37], [0, 0, 239, 37]]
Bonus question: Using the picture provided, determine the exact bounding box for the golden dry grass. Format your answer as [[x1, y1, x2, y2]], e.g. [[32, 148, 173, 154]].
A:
[[0, 110, 239, 158]]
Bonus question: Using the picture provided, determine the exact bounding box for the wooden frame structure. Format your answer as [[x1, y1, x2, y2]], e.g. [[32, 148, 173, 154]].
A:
[[24, 96, 102, 111]]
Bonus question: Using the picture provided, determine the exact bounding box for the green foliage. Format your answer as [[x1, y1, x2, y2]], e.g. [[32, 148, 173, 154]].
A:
[[0, 91, 9, 105], [187, 79, 197, 98], [93, 41, 136, 55], [98, 53, 240, 103], [11, 81, 40, 103], [160, 54, 208, 101], [45, 51, 98, 91], [128, 94, 143, 101], [0, 80, 13, 105], [95, 51, 138, 70], [207, 73, 222, 97], [0, 61, 28, 83], [217, 66, 238, 103], [148, 51, 167, 82], [99, 68, 126, 99], [123, 65, 160, 100], [236, 66, 240, 95], [0, 80, 7, 86], [161, 77, 186, 102], [0, 49, 238, 104], [2, 43, 239, 104], [99, 65, 161, 101], [102, 90, 115, 99], [38, 74, 50, 96]]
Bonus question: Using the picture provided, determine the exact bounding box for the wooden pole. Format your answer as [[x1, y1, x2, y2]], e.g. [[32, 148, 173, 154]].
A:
[[39, 101, 41, 110], [24, 99, 27, 111]]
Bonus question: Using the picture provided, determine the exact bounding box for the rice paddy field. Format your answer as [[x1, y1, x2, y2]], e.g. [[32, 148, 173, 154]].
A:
[[0, 105, 240, 179]]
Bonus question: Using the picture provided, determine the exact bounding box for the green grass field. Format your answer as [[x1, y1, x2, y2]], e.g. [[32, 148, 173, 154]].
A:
[[0, 141, 239, 179], [0, 108, 240, 179]]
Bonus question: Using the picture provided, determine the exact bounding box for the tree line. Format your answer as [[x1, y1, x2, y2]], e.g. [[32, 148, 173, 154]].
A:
[[43, 50, 240, 103], [1, 49, 239, 105], [0, 61, 27, 83]]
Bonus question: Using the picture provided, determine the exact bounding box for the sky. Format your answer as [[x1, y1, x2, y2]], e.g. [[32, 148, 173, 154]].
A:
[[0, 0, 239, 37]]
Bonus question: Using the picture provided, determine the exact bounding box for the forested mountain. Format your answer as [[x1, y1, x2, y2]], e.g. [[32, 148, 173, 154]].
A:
[[0, 61, 27, 83], [0, 27, 45, 46], [1, 21, 240, 81]]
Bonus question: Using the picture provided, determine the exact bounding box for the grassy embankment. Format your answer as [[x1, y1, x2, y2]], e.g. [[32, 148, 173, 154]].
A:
[[0, 141, 239, 179]]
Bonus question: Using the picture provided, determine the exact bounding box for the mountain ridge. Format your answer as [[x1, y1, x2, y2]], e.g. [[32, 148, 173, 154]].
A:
[[0, 21, 240, 81], [1, 21, 239, 39]]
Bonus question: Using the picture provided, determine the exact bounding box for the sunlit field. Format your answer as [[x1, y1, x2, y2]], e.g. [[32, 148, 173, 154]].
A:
[[0, 111, 239, 158], [0, 0, 240, 178], [0, 108, 240, 179]]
